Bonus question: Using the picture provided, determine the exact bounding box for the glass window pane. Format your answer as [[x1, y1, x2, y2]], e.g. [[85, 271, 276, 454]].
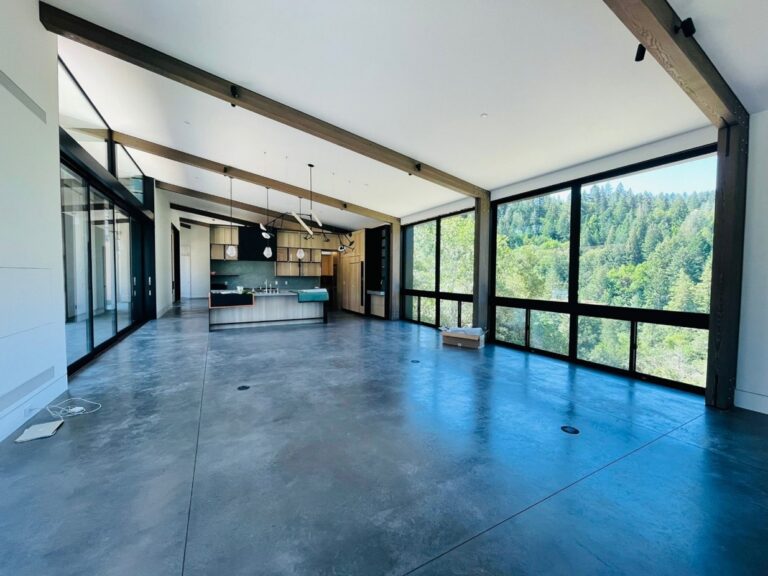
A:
[[440, 212, 474, 294], [577, 316, 630, 370], [60, 165, 92, 364], [439, 300, 458, 328], [636, 323, 707, 387], [530, 310, 569, 355], [58, 62, 109, 170], [116, 145, 144, 203], [91, 190, 117, 347], [579, 155, 716, 313], [115, 208, 132, 332], [496, 190, 570, 300], [495, 306, 526, 346], [404, 221, 436, 291], [420, 297, 436, 326], [460, 302, 474, 328]]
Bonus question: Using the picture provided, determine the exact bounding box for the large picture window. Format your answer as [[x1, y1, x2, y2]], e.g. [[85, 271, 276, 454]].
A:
[[496, 190, 570, 301], [403, 210, 475, 328], [579, 156, 716, 313], [491, 148, 716, 391]]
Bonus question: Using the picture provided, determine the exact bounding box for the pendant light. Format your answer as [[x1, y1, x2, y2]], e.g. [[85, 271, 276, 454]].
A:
[[225, 176, 237, 259], [296, 194, 305, 260], [261, 186, 272, 240], [262, 186, 273, 259], [308, 163, 322, 227]]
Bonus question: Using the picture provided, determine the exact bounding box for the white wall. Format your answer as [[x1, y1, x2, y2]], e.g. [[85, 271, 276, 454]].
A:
[[180, 223, 210, 298], [153, 187, 180, 317], [736, 109, 768, 414], [0, 0, 68, 440]]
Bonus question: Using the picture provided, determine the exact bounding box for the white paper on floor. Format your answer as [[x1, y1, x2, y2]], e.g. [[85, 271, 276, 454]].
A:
[[15, 420, 64, 443]]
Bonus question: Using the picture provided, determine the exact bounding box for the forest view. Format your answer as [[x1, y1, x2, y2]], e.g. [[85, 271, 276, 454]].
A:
[[495, 156, 716, 387], [404, 155, 716, 387]]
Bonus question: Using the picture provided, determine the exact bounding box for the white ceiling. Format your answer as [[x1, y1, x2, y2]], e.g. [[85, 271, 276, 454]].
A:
[[51, 0, 724, 225], [669, 0, 768, 114]]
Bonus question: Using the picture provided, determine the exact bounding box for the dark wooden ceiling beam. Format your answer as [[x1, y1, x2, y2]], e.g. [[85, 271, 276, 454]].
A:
[[603, 0, 748, 127], [179, 217, 210, 227], [170, 203, 254, 227], [604, 0, 750, 410], [109, 131, 398, 224], [40, 2, 487, 199], [158, 180, 351, 234]]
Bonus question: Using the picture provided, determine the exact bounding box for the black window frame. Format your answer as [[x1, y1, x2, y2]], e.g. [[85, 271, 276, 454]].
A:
[[490, 143, 717, 394], [401, 207, 475, 328]]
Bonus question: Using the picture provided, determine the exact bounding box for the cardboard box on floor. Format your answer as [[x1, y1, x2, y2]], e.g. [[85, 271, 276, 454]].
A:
[[441, 327, 485, 349]]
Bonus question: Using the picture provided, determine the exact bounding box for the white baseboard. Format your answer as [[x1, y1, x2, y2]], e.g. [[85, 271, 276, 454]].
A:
[[734, 388, 768, 415], [0, 374, 68, 442]]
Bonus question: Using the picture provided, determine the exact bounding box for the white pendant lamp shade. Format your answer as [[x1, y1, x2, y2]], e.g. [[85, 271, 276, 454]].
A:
[[225, 244, 237, 258], [263, 246, 273, 259], [296, 248, 305, 260]]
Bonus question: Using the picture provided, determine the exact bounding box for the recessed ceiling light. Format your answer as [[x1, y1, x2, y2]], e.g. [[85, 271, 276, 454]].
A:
[[480, 112, 488, 118]]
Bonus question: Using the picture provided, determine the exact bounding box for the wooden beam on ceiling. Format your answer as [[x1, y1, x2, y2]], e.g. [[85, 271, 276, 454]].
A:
[[158, 180, 351, 234], [604, 0, 750, 410], [170, 203, 255, 227], [109, 131, 399, 224], [602, 0, 748, 127], [179, 217, 210, 227], [39, 2, 488, 199]]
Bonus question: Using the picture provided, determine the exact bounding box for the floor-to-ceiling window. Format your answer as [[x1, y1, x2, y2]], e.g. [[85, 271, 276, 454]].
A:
[[90, 190, 117, 347], [492, 147, 716, 391], [58, 56, 149, 372], [60, 162, 143, 370], [403, 209, 474, 327], [115, 207, 132, 332], [60, 165, 92, 365]]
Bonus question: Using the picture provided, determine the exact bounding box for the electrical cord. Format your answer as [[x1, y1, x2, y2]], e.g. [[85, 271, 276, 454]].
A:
[[46, 397, 101, 420]]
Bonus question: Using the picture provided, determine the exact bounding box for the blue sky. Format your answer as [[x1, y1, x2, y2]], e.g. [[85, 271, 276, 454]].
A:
[[593, 154, 718, 195]]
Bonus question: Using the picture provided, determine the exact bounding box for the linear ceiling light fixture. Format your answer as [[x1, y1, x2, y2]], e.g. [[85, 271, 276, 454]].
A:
[[260, 186, 272, 238]]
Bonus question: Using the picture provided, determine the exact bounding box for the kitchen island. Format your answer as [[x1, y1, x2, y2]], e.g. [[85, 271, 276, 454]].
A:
[[208, 289, 328, 330]]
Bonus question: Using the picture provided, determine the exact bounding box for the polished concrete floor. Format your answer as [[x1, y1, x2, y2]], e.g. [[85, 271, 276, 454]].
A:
[[2, 299, 768, 575]]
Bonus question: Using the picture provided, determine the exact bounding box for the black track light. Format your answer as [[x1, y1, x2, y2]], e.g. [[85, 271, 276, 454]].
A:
[[230, 84, 240, 107], [635, 44, 646, 62], [674, 17, 696, 38]]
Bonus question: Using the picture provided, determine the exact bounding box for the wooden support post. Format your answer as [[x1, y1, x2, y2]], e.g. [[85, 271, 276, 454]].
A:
[[707, 121, 749, 409], [473, 194, 491, 329], [389, 220, 401, 320]]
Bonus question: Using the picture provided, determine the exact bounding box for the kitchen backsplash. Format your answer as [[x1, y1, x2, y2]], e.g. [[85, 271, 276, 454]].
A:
[[211, 260, 320, 290]]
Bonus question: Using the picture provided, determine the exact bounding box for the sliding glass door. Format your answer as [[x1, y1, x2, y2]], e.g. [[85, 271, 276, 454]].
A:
[[115, 207, 132, 332], [90, 190, 117, 347], [60, 162, 143, 370], [60, 165, 92, 365]]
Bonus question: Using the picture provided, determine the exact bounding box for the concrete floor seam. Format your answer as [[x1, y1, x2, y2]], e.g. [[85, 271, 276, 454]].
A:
[[399, 412, 706, 576], [180, 331, 211, 576]]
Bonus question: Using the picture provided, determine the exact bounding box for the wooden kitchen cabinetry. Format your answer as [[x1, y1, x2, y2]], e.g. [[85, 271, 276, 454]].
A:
[[340, 229, 366, 314]]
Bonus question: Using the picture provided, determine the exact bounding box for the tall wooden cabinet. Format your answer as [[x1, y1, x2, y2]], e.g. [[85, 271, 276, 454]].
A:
[[340, 229, 366, 314]]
